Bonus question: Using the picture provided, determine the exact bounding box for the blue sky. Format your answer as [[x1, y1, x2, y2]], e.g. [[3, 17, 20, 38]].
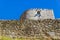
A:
[[0, 0, 60, 20]]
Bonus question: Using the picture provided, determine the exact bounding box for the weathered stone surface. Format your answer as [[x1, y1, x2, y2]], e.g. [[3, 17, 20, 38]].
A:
[[0, 19, 60, 40]]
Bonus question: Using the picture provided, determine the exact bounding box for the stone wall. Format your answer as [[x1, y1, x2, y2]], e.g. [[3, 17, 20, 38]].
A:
[[0, 19, 60, 40], [23, 9, 55, 20]]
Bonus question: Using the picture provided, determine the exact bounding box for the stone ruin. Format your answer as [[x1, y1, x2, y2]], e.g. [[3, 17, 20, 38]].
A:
[[20, 8, 55, 20], [0, 8, 60, 40]]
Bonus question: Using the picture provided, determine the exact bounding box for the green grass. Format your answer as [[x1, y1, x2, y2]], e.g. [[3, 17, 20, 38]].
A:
[[0, 36, 12, 40], [0, 36, 47, 40]]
